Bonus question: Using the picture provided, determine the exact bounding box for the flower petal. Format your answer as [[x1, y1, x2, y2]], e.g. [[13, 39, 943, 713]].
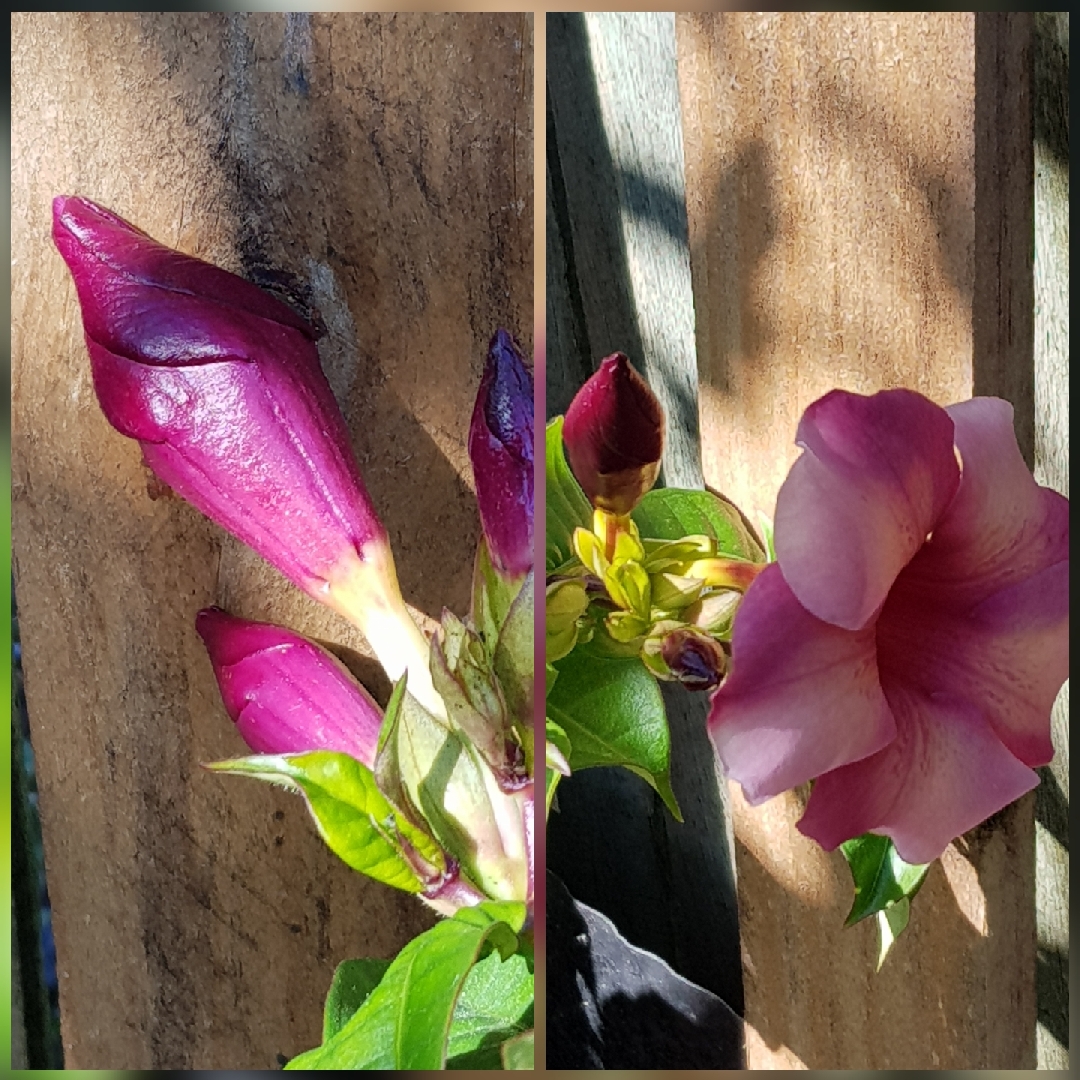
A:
[[915, 397, 1070, 607], [875, 397, 1070, 766], [707, 564, 895, 803], [797, 688, 1039, 864], [774, 389, 959, 631]]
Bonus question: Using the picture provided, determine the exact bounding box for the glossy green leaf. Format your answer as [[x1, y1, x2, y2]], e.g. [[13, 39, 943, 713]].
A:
[[631, 488, 764, 561], [840, 832, 930, 926], [500, 1029, 535, 1069], [205, 751, 445, 892], [546, 417, 593, 570], [322, 959, 391, 1043], [547, 635, 681, 820], [445, 950, 534, 1068], [286, 905, 521, 1070]]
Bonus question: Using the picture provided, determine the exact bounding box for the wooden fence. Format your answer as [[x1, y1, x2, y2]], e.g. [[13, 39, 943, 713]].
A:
[[11, 11, 533, 1069], [548, 10, 1068, 1070], [11, 8, 1067, 1073]]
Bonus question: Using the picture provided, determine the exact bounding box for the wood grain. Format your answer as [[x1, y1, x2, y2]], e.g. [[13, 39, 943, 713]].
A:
[[11, 11, 532, 1069], [677, 11, 1037, 1068]]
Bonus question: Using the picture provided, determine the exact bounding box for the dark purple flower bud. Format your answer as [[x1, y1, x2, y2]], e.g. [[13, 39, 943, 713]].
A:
[[196, 607, 383, 768], [468, 329, 534, 578], [53, 195, 439, 714], [562, 352, 665, 515]]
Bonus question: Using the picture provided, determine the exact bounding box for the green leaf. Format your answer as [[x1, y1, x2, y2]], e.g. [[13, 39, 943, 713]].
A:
[[840, 833, 930, 926], [500, 1029, 535, 1069], [547, 635, 681, 820], [546, 418, 593, 570], [322, 958, 392, 1043], [205, 752, 445, 892], [286, 907, 522, 1070], [631, 488, 764, 561], [445, 950, 534, 1068]]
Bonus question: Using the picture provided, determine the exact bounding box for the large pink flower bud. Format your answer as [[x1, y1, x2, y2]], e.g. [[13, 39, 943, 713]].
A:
[[53, 195, 439, 714]]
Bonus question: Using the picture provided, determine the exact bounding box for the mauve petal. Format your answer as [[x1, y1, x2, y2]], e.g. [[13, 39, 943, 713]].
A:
[[881, 561, 1067, 771], [197, 608, 382, 768], [707, 564, 895, 803], [912, 397, 1070, 606], [774, 389, 959, 631], [797, 689, 1039, 864]]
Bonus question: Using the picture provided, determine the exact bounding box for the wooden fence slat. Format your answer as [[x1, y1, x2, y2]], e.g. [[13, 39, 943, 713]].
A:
[[11, 11, 532, 1068], [546, 10, 743, 1022], [678, 11, 1038, 1068], [1032, 10, 1070, 1071]]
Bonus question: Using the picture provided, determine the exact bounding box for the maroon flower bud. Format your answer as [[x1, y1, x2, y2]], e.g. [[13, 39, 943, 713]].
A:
[[468, 329, 534, 578], [562, 353, 665, 515]]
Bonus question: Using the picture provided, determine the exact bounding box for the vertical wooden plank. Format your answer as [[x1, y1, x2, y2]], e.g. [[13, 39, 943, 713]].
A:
[[1032, 10, 1069, 1072], [678, 11, 1037, 1068], [545, 10, 743, 1022], [11, 11, 532, 1068], [547, 11, 702, 489]]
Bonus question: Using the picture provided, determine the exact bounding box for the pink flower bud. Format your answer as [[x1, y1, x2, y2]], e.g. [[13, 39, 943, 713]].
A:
[[468, 329, 534, 578], [196, 607, 383, 768], [53, 195, 439, 714], [562, 352, 665, 515]]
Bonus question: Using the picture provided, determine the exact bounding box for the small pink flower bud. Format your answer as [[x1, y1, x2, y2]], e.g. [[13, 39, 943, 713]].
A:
[[468, 330, 534, 579], [562, 352, 665, 515], [196, 607, 383, 767]]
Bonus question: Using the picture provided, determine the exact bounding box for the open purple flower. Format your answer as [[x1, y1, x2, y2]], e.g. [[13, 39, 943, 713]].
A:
[[469, 329, 534, 578], [708, 389, 1068, 864], [196, 607, 383, 767], [53, 195, 439, 714], [562, 352, 664, 515]]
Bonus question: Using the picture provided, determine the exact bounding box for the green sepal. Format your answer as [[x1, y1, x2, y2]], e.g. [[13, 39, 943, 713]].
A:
[[471, 535, 523, 657], [545, 718, 572, 816], [493, 570, 534, 734], [204, 751, 445, 892], [394, 693, 528, 903]]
